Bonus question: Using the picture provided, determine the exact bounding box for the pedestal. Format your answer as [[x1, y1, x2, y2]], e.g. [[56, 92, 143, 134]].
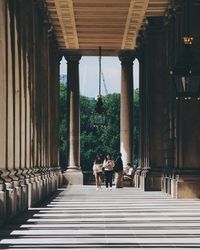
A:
[[140, 167, 162, 191], [63, 170, 83, 185], [0, 183, 6, 225], [135, 168, 141, 188], [171, 176, 200, 199]]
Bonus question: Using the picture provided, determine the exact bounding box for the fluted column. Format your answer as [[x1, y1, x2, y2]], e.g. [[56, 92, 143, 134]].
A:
[[0, 0, 63, 223], [0, 0, 7, 181], [20, 3, 28, 179], [63, 54, 83, 185], [7, 0, 18, 185], [14, 1, 23, 184], [31, 2, 39, 181], [0, 0, 7, 221], [52, 52, 61, 173], [56, 55, 62, 170], [65, 55, 81, 170], [119, 52, 135, 166], [140, 17, 167, 191], [134, 44, 147, 188]]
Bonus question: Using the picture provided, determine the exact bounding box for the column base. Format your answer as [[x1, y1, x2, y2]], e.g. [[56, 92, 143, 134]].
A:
[[162, 176, 172, 195], [0, 183, 6, 225], [140, 167, 162, 191], [63, 169, 83, 185], [163, 168, 200, 198], [134, 168, 142, 188], [172, 178, 200, 199], [67, 166, 81, 171], [5, 182, 16, 219], [13, 180, 22, 214]]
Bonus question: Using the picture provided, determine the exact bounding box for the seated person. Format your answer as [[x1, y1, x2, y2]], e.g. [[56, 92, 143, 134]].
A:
[[123, 163, 135, 186]]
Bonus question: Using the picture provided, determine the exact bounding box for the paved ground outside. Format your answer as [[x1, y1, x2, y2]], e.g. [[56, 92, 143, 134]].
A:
[[1, 185, 200, 249]]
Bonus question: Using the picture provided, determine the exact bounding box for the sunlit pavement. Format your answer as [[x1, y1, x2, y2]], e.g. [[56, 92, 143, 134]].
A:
[[1, 185, 200, 249]]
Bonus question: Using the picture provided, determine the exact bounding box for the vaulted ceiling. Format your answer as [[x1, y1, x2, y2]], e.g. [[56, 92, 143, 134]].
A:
[[45, 0, 169, 55]]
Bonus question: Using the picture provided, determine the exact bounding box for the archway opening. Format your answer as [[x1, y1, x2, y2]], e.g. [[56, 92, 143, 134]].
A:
[[59, 56, 140, 177]]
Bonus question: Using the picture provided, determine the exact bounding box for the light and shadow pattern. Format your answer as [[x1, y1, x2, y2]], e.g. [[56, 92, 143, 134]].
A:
[[1, 186, 200, 249]]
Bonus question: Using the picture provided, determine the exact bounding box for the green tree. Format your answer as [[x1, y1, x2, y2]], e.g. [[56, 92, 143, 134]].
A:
[[133, 88, 140, 166], [59, 89, 139, 171], [80, 94, 121, 171], [99, 94, 120, 158], [59, 83, 67, 169], [80, 96, 97, 170]]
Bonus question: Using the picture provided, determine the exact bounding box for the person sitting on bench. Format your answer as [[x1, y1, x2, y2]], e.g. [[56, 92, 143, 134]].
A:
[[123, 163, 135, 186]]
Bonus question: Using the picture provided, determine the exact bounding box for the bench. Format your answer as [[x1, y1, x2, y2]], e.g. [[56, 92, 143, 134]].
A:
[[123, 168, 135, 187]]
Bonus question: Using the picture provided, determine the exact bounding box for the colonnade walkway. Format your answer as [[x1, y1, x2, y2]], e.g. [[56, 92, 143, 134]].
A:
[[1, 186, 200, 249]]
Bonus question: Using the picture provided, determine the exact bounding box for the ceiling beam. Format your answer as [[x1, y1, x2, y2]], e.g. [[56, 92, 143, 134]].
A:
[[46, 0, 170, 51], [122, 0, 149, 49], [54, 0, 79, 49]]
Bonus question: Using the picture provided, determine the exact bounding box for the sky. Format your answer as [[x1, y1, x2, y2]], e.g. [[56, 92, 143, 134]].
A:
[[60, 56, 139, 98]]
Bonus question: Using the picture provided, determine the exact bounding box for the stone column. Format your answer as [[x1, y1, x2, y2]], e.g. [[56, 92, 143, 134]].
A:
[[65, 55, 81, 169], [26, 2, 36, 207], [134, 44, 146, 188], [20, 3, 28, 180], [39, 20, 47, 200], [28, 2, 36, 207], [14, 4, 21, 180], [140, 17, 167, 191], [119, 52, 135, 166], [56, 55, 62, 187], [0, 0, 7, 223], [48, 46, 62, 191], [64, 54, 83, 185], [20, 1, 33, 209], [6, 0, 19, 218], [13, 1, 24, 214], [54, 53, 62, 188], [34, 5, 46, 205]]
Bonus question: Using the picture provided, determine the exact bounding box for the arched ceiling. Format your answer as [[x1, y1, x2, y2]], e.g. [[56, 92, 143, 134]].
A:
[[45, 0, 169, 55]]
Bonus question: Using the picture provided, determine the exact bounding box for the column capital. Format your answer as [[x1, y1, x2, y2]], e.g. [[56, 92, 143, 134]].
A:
[[118, 50, 136, 65], [64, 54, 81, 63]]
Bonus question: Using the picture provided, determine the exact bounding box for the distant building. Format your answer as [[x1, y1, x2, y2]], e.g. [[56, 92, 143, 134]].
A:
[[60, 74, 67, 84]]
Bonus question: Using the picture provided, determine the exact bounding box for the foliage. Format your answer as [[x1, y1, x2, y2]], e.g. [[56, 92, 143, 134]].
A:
[[59, 83, 67, 169], [133, 88, 139, 166], [79, 93, 121, 171], [80, 96, 96, 170], [59, 85, 139, 171], [99, 94, 120, 158]]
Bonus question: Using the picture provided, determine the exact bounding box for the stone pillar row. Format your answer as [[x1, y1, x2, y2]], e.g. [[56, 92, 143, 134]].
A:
[[162, 1, 200, 199], [0, 0, 62, 225], [136, 1, 200, 198]]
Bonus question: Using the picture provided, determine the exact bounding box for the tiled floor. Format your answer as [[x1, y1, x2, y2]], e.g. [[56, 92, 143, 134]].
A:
[[1, 185, 200, 249]]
